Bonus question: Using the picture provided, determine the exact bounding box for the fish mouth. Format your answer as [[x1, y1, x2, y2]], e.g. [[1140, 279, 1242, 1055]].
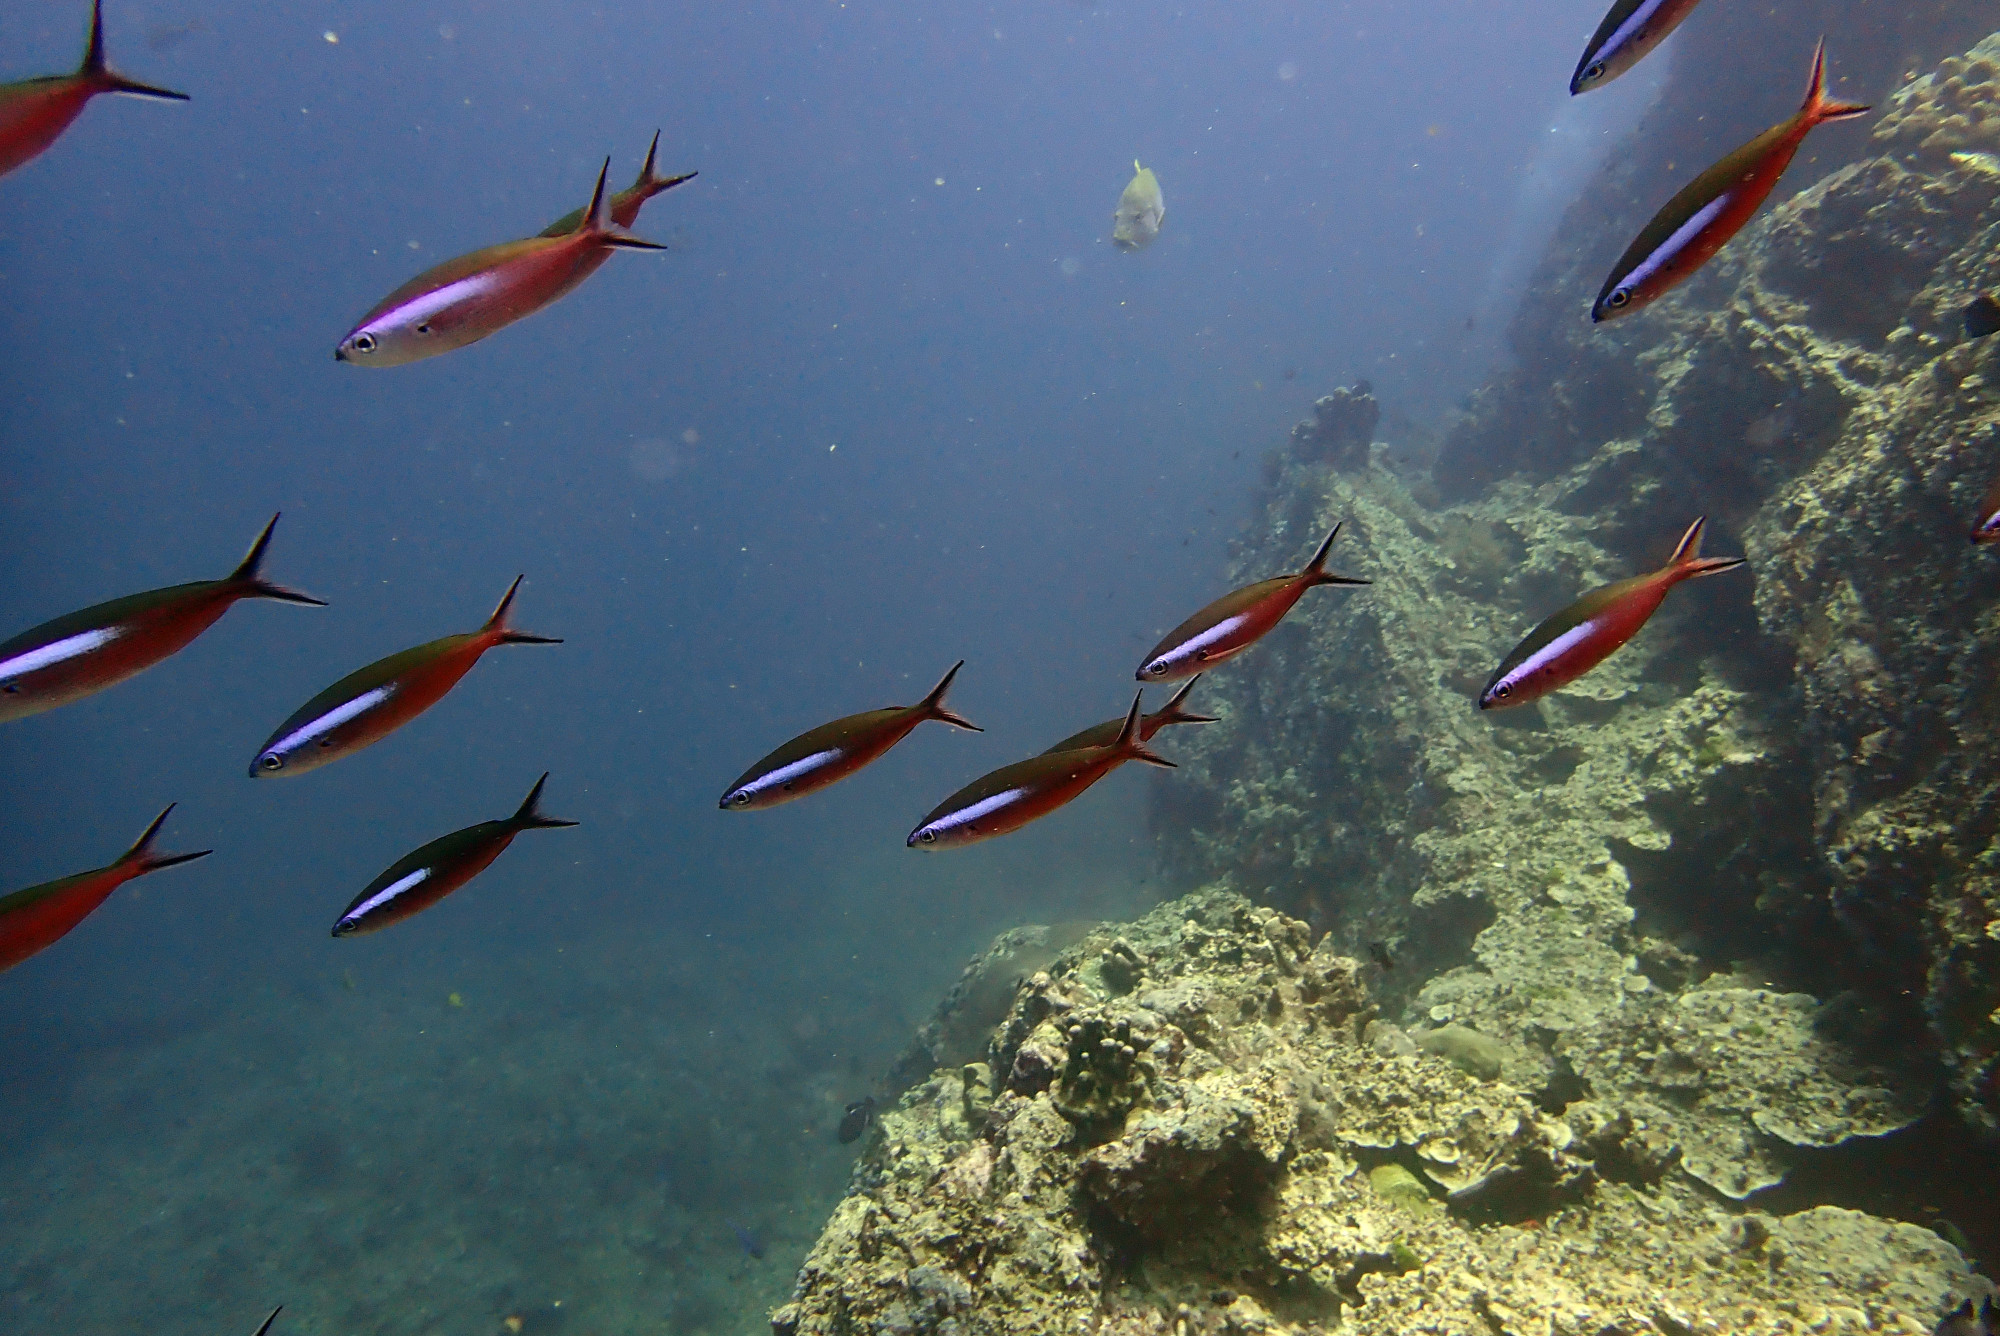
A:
[[333, 347, 347, 362]]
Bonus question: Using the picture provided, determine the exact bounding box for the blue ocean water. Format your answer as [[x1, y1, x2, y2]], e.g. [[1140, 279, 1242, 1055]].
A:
[[0, 1, 1634, 1330]]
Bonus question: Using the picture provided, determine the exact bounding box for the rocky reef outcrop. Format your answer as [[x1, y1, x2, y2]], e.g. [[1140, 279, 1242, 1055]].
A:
[[773, 892, 1988, 1334], [1156, 31, 2000, 1143]]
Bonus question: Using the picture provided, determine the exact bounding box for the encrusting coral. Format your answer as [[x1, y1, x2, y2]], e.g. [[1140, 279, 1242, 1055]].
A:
[[773, 893, 1988, 1335]]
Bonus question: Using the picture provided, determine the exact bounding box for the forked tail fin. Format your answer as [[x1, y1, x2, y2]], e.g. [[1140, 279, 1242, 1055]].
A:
[[1300, 522, 1371, 588], [636, 129, 698, 199], [1155, 674, 1219, 728], [251, 1306, 283, 1336], [1111, 694, 1176, 769], [1664, 516, 1748, 581], [228, 513, 327, 606], [510, 773, 580, 831], [1801, 37, 1869, 125], [118, 803, 213, 875], [81, 0, 190, 101], [918, 660, 982, 731], [484, 575, 563, 645], [577, 155, 669, 252]]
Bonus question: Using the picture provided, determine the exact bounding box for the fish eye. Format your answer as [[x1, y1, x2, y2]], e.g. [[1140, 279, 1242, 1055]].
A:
[[1608, 288, 1631, 308], [1145, 661, 1168, 676], [730, 791, 750, 807], [1585, 61, 1605, 82], [352, 332, 377, 354], [259, 753, 284, 771], [1496, 684, 1512, 698], [415, 322, 432, 336], [918, 830, 936, 844]]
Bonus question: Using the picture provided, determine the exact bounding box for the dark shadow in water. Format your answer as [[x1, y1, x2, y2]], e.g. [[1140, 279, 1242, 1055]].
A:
[[1746, 1105, 2000, 1280]]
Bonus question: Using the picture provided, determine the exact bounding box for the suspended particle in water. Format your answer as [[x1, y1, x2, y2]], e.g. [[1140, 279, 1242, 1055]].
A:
[[1058, 257, 1082, 279], [1277, 60, 1298, 81], [629, 438, 682, 482]]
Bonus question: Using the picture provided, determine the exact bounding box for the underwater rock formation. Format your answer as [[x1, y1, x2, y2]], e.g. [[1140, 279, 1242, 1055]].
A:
[[1158, 30, 2000, 1139], [774, 892, 1987, 1334], [1286, 384, 1380, 472]]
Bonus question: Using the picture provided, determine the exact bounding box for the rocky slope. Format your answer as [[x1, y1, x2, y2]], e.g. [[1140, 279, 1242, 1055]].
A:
[[1156, 32, 2000, 1138]]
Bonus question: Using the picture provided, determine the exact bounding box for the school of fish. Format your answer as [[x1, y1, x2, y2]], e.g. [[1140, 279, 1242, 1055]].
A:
[[4, 2, 1995, 1329]]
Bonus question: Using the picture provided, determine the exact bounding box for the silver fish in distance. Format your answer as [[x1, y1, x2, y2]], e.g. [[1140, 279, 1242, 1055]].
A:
[[335, 158, 666, 367]]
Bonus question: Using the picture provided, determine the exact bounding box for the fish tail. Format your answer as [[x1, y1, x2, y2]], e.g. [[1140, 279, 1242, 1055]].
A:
[[1158, 674, 1219, 726], [484, 575, 563, 645], [581, 154, 670, 252], [1113, 693, 1176, 770], [1302, 522, 1370, 588], [252, 1307, 283, 1336], [510, 773, 580, 831], [118, 803, 214, 875], [1801, 38, 1869, 125], [919, 659, 982, 731], [636, 129, 698, 198], [81, 0, 189, 100], [229, 513, 327, 606], [1665, 516, 1747, 580]]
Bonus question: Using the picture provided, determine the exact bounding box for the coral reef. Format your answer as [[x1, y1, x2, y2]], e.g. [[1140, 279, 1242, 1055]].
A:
[[774, 893, 1988, 1334], [1157, 29, 2000, 1137]]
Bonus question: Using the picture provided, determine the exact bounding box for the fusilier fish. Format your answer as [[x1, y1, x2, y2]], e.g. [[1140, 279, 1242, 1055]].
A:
[[908, 695, 1173, 849], [1592, 40, 1868, 322], [251, 575, 559, 777], [720, 661, 981, 810], [0, 804, 210, 972], [1112, 160, 1164, 252], [0, 0, 187, 180], [0, 513, 323, 724], [1040, 674, 1214, 753], [335, 158, 666, 367], [1139, 524, 1367, 682], [1935, 1297, 1996, 1336], [332, 774, 576, 936], [1569, 0, 1705, 95], [1970, 469, 2000, 545], [1479, 516, 1744, 710], [539, 130, 695, 237]]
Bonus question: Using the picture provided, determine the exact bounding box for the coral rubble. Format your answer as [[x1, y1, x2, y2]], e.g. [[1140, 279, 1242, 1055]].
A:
[[774, 893, 1987, 1334]]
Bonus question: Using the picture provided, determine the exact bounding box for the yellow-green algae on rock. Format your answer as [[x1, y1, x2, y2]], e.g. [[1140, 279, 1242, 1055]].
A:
[[772, 892, 1985, 1335]]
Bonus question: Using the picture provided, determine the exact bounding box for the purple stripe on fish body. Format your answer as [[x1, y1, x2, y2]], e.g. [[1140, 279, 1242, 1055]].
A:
[[1486, 619, 1601, 703], [1601, 0, 1676, 60], [912, 787, 1029, 845], [1616, 192, 1731, 298]]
